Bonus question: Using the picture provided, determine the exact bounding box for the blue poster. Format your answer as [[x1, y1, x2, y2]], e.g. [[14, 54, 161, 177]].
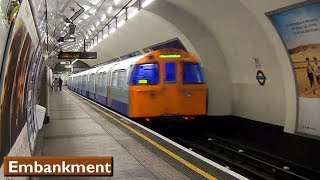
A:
[[269, 1, 320, 136]]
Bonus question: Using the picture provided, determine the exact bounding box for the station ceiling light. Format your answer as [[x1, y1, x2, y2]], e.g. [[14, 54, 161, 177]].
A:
[[114, 0, 121, 5], [107, 6, 113, 14], [117, 20, 125, 28], [82, 14, 90, 20], [89, 9, 97, 14], [83, 5, 91, 11], [109, 28, 116, 34], [90, 0, 102, 5], [142, 0, 155, 8], [101, 14, 106, 21], [128, 9, 138, 19]]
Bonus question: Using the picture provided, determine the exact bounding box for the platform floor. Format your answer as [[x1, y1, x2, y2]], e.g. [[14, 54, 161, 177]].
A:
[[33, 88, 243, 180]]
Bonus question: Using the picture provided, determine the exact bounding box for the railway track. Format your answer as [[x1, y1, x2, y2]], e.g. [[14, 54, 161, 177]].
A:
[[145, 122, 319, 180]]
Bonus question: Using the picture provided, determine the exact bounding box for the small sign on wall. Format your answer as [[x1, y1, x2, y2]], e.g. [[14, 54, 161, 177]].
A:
[[256, 70, 266, 86], [253, 57, 261, 68]]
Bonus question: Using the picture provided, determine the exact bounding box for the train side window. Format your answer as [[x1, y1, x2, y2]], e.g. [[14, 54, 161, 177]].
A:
[[101, 72, 107, 87], [118, 69, 126, 88], [112, 71, 118, 87], [130, 63, 159, 85], [164, 62, 176, 83]]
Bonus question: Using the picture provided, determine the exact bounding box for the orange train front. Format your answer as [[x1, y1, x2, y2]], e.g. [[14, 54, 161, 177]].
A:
[[68, 49, 207, 121]]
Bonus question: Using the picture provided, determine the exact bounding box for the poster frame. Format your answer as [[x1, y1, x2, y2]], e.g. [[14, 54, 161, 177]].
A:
[[265, 0, 320, 138]]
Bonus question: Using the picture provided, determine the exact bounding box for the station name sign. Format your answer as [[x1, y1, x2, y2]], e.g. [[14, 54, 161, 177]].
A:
[[58, 52, 97, 59]]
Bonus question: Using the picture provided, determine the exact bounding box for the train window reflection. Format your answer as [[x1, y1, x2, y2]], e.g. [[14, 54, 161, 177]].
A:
[[165, 62, 176, 83], [112, 71, 118, 87], [183, 62, 205, 84], [130, 63, 159, 85]]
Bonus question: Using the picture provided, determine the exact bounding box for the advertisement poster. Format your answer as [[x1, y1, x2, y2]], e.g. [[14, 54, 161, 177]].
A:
[[25, 43, 44, 154], [268, 1, 320, 136], [0, 0, 39, 164]]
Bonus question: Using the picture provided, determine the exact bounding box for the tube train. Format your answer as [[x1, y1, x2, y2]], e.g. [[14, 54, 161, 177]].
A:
[[67, 49, 207, 121]]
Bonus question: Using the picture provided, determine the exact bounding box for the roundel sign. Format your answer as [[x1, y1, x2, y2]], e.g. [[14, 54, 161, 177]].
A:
[[256, 70, 266, 86]]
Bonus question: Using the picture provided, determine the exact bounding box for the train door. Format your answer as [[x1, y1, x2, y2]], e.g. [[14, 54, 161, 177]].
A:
[[107, 64, 117, 107], [161, 61, 181, 115]]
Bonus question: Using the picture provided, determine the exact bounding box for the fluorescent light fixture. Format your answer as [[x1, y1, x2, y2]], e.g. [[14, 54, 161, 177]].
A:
[[77, 19, 83, 24], [96, 21, 100, 26], [128, 9, 138, 19], [71, 59, 79, 64], [83, 5, 91, 11], [89, 9, 97, 14], [101, 14, 106, 21], [90, 0, 101, 5], [82, 14, 90, 19], [117, 20, 125, 27], [107, 6, 113, 14], [142, 0, 155, 8], [114, 0, 121, 5], [109, 28, 116, 34]]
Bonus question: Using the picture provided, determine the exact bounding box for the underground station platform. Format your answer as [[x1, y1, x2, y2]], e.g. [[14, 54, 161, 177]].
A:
[[31, 89, 247, 180]]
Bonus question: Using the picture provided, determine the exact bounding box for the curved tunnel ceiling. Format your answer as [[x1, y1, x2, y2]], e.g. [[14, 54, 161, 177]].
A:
[[33, 0, 139, 68]]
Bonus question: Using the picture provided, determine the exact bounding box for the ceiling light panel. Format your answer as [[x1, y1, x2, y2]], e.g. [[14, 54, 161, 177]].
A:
[[89, 9, 97, 14], [83, 5, 91, 11], [107, 6, 113, 14], [82, 14, 90, 19], [101, 14, 106, 21], [114, 0, 121, 5], [90, 0, 102, 5]]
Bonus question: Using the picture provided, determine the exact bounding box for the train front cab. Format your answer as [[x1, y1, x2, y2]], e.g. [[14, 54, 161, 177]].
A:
[[129, 49, 207, 121]]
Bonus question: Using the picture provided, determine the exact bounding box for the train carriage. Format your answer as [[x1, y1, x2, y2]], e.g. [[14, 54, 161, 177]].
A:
[[69, 49, 207, 121]]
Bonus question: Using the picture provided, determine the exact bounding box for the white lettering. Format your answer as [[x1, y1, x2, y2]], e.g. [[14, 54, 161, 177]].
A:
[[96, 164, 104, 173], [105, 163, 112, 173], [71, 164, 85, 172], [44, 164, 52, 173], [62, 161, 70, 173], [19, 164, 33, 173], [9, 161, 18, 173], [86, 164, 95, 173], [52, 164, 61, 173], [34, 161, 43, 173]]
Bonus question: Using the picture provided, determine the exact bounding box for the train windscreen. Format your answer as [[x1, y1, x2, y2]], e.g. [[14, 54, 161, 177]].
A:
[[130, 63, 159, 85], [183, 62, 205, 84]]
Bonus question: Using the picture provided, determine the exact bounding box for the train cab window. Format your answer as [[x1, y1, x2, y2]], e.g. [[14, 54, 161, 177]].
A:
[[112, 71, 118, 87], [130, 63, 159, 85], [183, 62, 205, 84], [164, 62, 176, 83]]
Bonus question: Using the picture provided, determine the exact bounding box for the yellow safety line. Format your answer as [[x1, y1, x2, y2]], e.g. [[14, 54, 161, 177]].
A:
[[77, 95, 217, 180]]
